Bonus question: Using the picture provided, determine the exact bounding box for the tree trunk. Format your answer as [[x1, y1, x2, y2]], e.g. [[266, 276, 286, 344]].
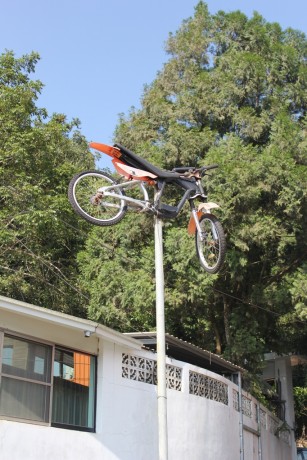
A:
[[223, 295, 232, 346], [213, 324, 222, 355]]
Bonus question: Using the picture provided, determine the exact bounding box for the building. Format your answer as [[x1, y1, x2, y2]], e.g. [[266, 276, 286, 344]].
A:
[[0, 295, 296, 459]]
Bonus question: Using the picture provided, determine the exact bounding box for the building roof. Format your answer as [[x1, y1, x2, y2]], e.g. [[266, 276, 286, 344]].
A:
[[0, 295, 141, 350], [125, 331, 244, 375], [0, 295, 244, 374]]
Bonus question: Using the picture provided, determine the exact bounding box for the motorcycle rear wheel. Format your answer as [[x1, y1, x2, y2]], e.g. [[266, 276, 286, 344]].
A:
[[68, 170, 127, 226]]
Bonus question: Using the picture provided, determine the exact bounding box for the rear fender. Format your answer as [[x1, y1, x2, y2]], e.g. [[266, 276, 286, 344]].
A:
[[187, 202, 220, 235]]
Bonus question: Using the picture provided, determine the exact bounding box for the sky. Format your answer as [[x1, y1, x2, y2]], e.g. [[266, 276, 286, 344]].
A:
[[1, 0, 307, 169]]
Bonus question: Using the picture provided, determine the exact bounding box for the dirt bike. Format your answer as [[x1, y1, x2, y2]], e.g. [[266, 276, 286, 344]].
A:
[[68, 142, 226, 274]]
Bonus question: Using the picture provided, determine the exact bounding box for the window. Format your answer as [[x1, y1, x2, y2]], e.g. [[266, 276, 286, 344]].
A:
[[0, 333, 96, 431], [0, 335, 52, 423], [52, 348, 96, 430]]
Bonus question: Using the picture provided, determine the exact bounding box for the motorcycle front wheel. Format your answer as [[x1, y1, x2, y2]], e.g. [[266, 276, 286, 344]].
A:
[[68, 170, 127, 226], [195, 214, 226, 274]]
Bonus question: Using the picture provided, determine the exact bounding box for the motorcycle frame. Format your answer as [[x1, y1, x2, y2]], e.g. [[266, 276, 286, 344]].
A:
[[89, 142, 220, 241], [97, 176, 212, 241], [98, 177, 200, 214]]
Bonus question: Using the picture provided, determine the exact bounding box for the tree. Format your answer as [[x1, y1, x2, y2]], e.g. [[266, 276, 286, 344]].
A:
[[78, 2, 307, 373], [0, 51, 94, 315], [293, 365, 307, 441]]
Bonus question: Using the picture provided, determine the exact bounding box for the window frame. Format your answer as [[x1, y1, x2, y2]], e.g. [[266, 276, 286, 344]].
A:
[[51, 345, 97, 432], [0, 329, 96, 432]]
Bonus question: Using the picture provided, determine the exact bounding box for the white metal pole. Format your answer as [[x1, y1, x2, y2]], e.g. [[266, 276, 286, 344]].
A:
[[154, 213, 168, 460], [257, 403, 262, 460]]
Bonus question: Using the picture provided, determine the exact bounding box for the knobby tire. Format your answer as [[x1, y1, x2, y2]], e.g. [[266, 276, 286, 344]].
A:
[[68, 170, 127, 226], [195, 214, 226, 274]]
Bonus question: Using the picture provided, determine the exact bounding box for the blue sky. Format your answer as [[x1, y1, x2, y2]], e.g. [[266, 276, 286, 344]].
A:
[[1, 0, 307, 168]]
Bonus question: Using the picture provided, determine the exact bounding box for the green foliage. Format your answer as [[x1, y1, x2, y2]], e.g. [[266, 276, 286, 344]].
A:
[[77, 212, 156, 329], [78, 2, 307, 374], [294, 386, 307, 439], [293, 365, 307, 440], [0, 51, 94, 314], [2, 1, 306, 381]]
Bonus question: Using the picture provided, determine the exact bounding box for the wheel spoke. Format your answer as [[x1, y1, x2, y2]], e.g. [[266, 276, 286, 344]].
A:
[[68, 170, 127, 226]]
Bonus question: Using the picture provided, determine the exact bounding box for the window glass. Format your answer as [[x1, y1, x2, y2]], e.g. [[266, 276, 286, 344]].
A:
[[0, 376, 50, 422], [0, 335, 52, 422], [0, 334, 96, 431], [3, 345, 13, 365], [1, 335, 52, 383], [52, 348, 95, 430]]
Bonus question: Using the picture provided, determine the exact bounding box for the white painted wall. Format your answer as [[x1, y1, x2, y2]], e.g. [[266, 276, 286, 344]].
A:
[[0, 298, 296, 460]]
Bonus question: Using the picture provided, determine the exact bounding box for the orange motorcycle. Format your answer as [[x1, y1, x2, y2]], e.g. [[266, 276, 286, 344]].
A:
[[68, 142, 226, 274]]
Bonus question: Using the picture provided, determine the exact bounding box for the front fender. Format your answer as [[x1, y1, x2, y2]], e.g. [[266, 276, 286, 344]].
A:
[[187, 202, 220, 235]]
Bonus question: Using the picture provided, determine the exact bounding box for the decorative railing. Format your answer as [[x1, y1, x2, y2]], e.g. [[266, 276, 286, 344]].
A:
[[189, 370, 229, 405], [268, 415, 279, 435], [121, 353, 289, 444], [260, 408, 267, 429], [121, 353, 182, 391], [233, 389, 252, 417]]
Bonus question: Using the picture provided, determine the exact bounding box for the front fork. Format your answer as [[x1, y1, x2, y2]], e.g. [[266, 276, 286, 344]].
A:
[[190, 208, 205, 241], [188, 200, 220, 239], [188, 198, 204, 239]]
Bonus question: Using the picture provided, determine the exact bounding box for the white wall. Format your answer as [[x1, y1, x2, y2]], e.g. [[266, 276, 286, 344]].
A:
[[0, 303, 295, 460], [94, 343, 294, 460]]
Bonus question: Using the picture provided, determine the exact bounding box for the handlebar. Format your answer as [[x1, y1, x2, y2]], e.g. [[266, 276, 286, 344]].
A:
[[172, 166, 195, 173], [200, 164, 218, 172]]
